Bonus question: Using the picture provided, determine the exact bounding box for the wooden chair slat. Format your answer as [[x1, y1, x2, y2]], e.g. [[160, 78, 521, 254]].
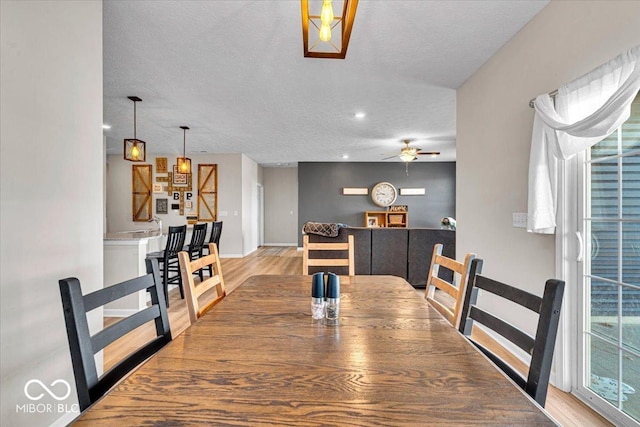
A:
[[179, 243, 227, 325], [58, 258, 171, 412], [459, 258, 565, 407], [303, 234, 355, 276], [424, 243, 475, 329]]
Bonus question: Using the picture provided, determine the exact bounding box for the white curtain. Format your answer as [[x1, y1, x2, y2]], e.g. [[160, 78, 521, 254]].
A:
[[527, 45, 640, 234]]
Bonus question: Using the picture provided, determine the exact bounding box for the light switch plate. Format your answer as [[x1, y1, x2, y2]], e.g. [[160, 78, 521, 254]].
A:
[[512, 212, 528, 228]]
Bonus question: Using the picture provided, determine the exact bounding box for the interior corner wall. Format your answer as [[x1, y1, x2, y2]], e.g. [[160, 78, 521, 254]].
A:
[[263, 167, 299, 245], [0, 2, 104, 426], [241, 154, 260, 256], [456, 1, 640, 334]]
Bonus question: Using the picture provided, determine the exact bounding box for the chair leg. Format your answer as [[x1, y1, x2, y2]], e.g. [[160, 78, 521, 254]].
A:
[[162, 263, 169, 308]]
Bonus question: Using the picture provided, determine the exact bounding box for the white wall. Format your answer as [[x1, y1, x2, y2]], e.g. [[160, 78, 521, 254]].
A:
[[457, 0, 640, 379], [263, 167, 298, 245], [241, 154, 260, 255], [0, 1, 104, 426], [107, 153, 258, 257]]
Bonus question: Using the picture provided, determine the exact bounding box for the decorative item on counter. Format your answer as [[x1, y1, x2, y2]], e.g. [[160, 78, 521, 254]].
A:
[[441, 217, 456, 231], [311, 272, 325, 321], [325, 273, 340, 326], [186, 215, 198, 225]]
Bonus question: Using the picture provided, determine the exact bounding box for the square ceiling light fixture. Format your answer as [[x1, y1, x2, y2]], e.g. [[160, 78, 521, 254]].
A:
[[301, 0, 358, 59], [123, 96, 146, 162]]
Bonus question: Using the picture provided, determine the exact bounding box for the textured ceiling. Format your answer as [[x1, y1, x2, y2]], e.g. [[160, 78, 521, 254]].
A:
[[103, 0, 548, 166]]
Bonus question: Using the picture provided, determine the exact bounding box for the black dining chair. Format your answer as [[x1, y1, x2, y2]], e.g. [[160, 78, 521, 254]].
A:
[[182, 222, 208, 281], [458, 258, 565, 407], [58, 258, 171, 412], [202, 221, 223, 276], [146, 225, 187, 305]]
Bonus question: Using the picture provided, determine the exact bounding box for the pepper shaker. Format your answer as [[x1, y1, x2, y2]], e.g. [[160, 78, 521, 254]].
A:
[[325, 273, 340, 326]]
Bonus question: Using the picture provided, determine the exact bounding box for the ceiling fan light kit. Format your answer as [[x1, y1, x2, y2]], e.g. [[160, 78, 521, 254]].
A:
[[123, 96, 146, 162], [301, 0, 358, 59]]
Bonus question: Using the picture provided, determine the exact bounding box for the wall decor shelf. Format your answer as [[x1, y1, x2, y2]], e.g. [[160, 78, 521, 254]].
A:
[[364, 211, 408, 228]]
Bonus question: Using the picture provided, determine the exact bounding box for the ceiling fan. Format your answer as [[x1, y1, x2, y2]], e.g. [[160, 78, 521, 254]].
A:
[[383, 140, 440, 162]]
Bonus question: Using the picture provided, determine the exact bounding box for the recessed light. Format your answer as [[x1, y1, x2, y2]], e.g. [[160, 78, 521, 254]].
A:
[[354, 112, 366, 119], [342, 154, 349, 159], [102, 124, 111, 129]]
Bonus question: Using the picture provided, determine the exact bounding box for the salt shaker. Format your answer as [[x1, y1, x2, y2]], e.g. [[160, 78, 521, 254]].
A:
[[311, 272, 325, 321], [325, 273, 340, 326]]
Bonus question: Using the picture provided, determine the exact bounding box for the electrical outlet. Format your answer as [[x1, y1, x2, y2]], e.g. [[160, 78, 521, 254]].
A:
[[512, 212, 528, 228]]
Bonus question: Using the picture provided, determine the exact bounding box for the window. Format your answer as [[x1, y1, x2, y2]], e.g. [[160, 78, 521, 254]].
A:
[[577, 91, 640, 424]]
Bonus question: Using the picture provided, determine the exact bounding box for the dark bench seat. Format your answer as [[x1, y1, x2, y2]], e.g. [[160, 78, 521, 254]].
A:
[[305, 227, 455, 288]]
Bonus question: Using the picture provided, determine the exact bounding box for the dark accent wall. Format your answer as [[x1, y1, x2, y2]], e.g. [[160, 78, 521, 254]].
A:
[[298, 162, 455, 245]]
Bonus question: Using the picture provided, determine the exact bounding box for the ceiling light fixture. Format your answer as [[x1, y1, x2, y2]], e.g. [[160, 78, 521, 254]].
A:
[[102, 124, 111, 129], [301, 0, 358, 59], [177, 126, 191, 174], [354, 112, 366, 119], [123, 96, 146, 162]]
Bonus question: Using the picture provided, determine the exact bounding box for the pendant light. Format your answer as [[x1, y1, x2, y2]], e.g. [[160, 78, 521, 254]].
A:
[[176, 126, 191, 174], [123, 96, 146, 162]]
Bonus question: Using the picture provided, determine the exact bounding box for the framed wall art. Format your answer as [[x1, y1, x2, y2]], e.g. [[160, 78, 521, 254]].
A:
[[156, 198, 168, 214], [172, 165, 188, 185], [156, 157, 168, 173]]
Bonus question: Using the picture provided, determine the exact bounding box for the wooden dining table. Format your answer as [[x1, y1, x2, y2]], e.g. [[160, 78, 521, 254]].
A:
[[74, 274, 557, 425]]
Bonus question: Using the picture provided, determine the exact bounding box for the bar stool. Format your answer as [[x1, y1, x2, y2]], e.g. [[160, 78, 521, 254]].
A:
[[183, 223, 208, 281], [146, 225, 187, 306], [202, 221, 223, 276]]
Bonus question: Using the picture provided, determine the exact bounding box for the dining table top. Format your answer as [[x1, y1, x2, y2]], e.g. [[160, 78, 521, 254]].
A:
[[73, 274, 557, 426]]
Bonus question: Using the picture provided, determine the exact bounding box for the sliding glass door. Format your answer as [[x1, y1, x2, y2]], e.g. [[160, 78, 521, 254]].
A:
[[578, 91, 640, 424]]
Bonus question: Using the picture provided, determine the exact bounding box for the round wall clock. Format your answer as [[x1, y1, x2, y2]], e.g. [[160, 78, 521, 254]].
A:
[[371, 182, 398, 207]]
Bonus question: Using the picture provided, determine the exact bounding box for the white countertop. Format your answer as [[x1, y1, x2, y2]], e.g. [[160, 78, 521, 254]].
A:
[[104, 229, 163, 241]]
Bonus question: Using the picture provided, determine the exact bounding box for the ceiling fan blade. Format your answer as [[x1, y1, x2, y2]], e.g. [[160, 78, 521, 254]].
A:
[[416, 151, 441, 156], [381, 155, 399, 160]]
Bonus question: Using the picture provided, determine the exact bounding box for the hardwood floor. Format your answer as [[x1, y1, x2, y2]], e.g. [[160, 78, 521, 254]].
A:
[[105, 246, 611, 427]]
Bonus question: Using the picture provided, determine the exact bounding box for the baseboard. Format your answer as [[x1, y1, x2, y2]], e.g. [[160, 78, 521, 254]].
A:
[[220, 253, 244, 259], [103, 308, 138, 318], [263, 243, 298, 247]]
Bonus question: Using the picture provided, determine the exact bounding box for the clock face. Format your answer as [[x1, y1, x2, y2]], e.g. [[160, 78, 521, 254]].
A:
[[371, 182, 397, 207]]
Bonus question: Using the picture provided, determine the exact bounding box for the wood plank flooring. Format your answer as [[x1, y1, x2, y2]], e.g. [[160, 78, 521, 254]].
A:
[[104, 246, 611, 427]]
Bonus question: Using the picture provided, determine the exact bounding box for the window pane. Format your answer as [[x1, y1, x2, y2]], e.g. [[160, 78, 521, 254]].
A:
[[622, 350, 640, 422], [622, 154, 640, 218], [591, 158, 619, 218], [622, 222, 640, 287], [592, 129, 619, 159], [622, 285, 640, 353], [591, 221, 619, 282], [621, 92, 640, 154], [589, 335, 621, 404], [591, 279, 619, 343]]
